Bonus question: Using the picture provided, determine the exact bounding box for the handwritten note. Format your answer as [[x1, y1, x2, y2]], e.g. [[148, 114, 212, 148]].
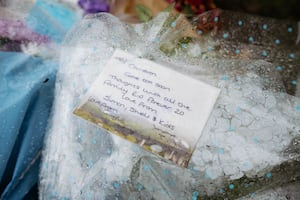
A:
[[74, 50, 220, 167]]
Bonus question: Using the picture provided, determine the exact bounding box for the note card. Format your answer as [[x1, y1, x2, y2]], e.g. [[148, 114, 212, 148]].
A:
[[74, 50, 220, 167]]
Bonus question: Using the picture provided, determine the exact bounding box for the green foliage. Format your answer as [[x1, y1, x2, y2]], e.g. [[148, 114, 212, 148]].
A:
[[135, 4, 153, 23]]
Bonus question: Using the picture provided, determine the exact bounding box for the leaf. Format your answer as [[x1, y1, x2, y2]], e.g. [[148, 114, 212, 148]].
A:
[[135, 4, 153, 23]]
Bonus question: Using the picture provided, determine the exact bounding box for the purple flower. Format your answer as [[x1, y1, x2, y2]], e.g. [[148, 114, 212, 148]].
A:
[[0, 19, 49, 44], [0, 19, 49, 51], [78, 0, 109, 13]]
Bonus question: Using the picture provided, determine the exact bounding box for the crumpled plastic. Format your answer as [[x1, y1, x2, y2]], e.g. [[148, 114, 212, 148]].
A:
[[40, 11, 300, 199]]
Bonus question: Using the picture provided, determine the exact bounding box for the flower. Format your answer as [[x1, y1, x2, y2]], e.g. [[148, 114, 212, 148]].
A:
[[78, 0, 109, 13], [0, 19, 49, 51], [0, 19, 49, 44]]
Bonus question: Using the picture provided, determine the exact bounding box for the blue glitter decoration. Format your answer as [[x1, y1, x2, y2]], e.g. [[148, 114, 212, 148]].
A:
[[193, 191, 199, 196], [92, 138, 97, 144], [171, 21, 176, 28], [253, 138, 260, 144], [143, 165, 150, 171], [86, 193, 92, 199], [235, 49, 240, 54], [243, 162, 250, 168], [207, 46, 214, 51], [291, 80, 297, 85], [219, 188, 224, 193], [289, 53, 295, 59], [227, 127, 235, 132], [248, 36, 254, 43], [288, 27, 293, 32], [218, 148, 224, 154], [229, 184, 235, 189], [152, 37, 158, 43], [78, 129, 84, 139], [238, 20, 243, 26], [88, 160, 94, 167], [137, 183, 143, 191], [236, 107, 241, 112], [266, 172, 272, 178], [181, 43, 187, 49], [106, 148, 112, 155], [262, 24, 268, 30], [113, 181, 120, 189], [205, 172, 211, 179], [197, 30, 203, 35], [222, 75, 228, 81], [223, 33, 229, 39], [189, 165, 196, 172], [163, 169, 170, 176], [261, 50, 268, 57], [53, 192, 59, 198], [296, 106, 300, 111], [214, 16, 219, 22], [192, 191, 200, 200], [275, 39, 280, 45], [276, 66, 283, 71]]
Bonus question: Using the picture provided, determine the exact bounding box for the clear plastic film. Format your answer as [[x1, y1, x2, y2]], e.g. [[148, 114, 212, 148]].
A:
[[40, 10, 300, 199]]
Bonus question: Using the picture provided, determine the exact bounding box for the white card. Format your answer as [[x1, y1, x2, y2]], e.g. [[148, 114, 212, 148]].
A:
[[74, 49, 220, 167]]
